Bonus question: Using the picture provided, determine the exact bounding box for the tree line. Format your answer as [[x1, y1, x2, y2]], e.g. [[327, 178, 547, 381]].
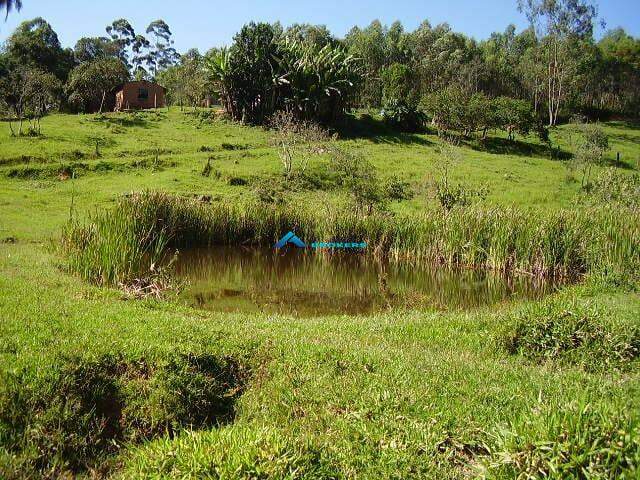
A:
[[0, 0, 639, 137]]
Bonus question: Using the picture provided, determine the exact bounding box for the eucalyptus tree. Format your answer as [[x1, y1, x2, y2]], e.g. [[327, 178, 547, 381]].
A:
[[146, 20, 179, 78], [344, 20, 387, 107], [0, 0, 20, 17], [73, 37, 120, 63], [518, 0, 600, 125], [106, 19, 137, 69]]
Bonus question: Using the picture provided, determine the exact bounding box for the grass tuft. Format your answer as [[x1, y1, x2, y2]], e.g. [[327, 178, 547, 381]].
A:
[[479, 401, 640, 479], [503, 298, 640, 370]]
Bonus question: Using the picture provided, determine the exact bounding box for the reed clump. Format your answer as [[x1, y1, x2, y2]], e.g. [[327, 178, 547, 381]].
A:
[[60, 191, 640, 287]]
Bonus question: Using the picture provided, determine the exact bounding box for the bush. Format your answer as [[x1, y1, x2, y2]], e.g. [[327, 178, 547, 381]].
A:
[[589, 168, 640, 211], [227, 176, 248, 186], [504, 299, 640, 371], [435, 180, 488, 211], [384, 175, 413, 201], [381, 99, 425, 132], [0, 354, 247, 476]]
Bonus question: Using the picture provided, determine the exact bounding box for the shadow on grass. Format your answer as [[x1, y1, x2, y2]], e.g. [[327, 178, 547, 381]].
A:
[[335, 114, 433, 146], [609, 132, 640, 146], [467, 136, 572, 160], [606, 120, 640, 131], [89, 113, 159, 129]]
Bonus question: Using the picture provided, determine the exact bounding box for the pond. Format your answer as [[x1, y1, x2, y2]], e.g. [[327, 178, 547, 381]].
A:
[[172, 247, 561, 317]]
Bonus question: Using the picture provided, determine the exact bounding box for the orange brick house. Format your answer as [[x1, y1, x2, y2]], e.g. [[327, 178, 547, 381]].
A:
[[114, 81, 166, 111]]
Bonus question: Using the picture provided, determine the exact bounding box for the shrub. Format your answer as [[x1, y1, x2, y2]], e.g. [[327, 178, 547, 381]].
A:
[[589, 168, 640, 211], [504, 299, 640, 370], [384, 175, 413, 201], [435, 180, 488, 211], [227, 176, 248, 186], [381, 99, 426, 132], [0, 353, 247, 476]]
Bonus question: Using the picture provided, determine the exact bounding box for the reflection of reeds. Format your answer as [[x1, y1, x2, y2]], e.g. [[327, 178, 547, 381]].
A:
[[61, 191, 639, 287]]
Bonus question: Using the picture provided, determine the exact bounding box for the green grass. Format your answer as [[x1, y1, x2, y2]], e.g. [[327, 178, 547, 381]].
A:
[[1, 109, 639, 478]]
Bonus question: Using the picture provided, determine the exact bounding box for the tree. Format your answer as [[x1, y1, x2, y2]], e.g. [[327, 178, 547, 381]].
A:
[[518, 0, 599, 125], [73, 37, 119, 64], [225, 22, 280, 123], [178, 49, 208, 109], [574, 122, 609, 188], [146, 20, 179, 78], [66, 57, 130, 113], [344, 20, 386, 107], [4, 17, 74, 81], [106, 19, 137, 70], [0, 0, 21, 17], [284, 24, 335, 51], [0, 67, 61, 135], [492, 96, 535, 140]]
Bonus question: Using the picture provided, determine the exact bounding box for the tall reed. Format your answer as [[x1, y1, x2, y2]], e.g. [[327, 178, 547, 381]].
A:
[[60, 192, 640, 286]]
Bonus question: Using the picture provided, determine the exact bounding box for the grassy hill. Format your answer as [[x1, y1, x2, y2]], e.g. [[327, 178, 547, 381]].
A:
[[0, 110, 639, 478]]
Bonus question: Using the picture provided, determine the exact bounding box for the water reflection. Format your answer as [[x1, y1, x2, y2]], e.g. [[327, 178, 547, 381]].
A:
[[173, 247, 559, 316]]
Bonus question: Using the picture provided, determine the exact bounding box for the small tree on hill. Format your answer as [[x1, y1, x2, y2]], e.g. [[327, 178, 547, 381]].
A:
[[0, 67, 61, 136], [574, 122, 609, 188]]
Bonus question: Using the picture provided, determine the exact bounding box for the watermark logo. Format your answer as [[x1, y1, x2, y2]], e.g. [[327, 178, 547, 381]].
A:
[[275, 231, 307, 248], [275, 231, 366, 250]]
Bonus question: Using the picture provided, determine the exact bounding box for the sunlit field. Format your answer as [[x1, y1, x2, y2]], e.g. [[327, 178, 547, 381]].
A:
[[1, 109, 639, 478]]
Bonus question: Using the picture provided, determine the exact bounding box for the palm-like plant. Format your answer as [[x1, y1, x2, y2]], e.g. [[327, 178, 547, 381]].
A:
[[275, 38, 363, 122], [1, 0, 22, 18], [203, 47, 234, 116]]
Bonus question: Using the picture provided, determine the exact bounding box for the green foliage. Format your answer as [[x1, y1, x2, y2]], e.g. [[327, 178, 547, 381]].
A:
[[423, 88, 535, 140], [435, 180, 488, 211], [504, 298, 640, 370], [381, 99, 426, 132], [573, 122, 610, 188], [203, 23, 363, 125], [589, 168, 640, 211], [3, 17, 74, 81], [275, 37, 363, 123], [66, 57, 130, 113], [480, 401, 640, 479], [492, 96, 535, 140], [384, 175, 413, 201], [225, 22, 280, 124], [0, 353, 247, 475], [381, 62, 418, 105]]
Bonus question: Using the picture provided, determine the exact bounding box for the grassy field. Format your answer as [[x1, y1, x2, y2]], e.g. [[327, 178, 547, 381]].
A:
[[1, 110, 639, 478]]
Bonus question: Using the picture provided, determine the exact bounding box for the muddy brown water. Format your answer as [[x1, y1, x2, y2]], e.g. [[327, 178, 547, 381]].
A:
[[172, 246, 562, 317]]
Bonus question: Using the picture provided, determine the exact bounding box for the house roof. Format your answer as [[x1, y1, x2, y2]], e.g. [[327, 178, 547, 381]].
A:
[[112, 80, 167, 93]]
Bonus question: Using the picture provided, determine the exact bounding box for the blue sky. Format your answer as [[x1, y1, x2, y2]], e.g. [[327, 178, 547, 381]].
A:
[[1, 0, 638, 53]]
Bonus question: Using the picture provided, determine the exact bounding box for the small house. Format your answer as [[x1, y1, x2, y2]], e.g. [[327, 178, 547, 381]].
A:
[[114, 81, 166, 111]]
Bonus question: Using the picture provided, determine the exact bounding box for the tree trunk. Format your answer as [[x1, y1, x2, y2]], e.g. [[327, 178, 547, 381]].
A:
[[99, 90, 106, 114]]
